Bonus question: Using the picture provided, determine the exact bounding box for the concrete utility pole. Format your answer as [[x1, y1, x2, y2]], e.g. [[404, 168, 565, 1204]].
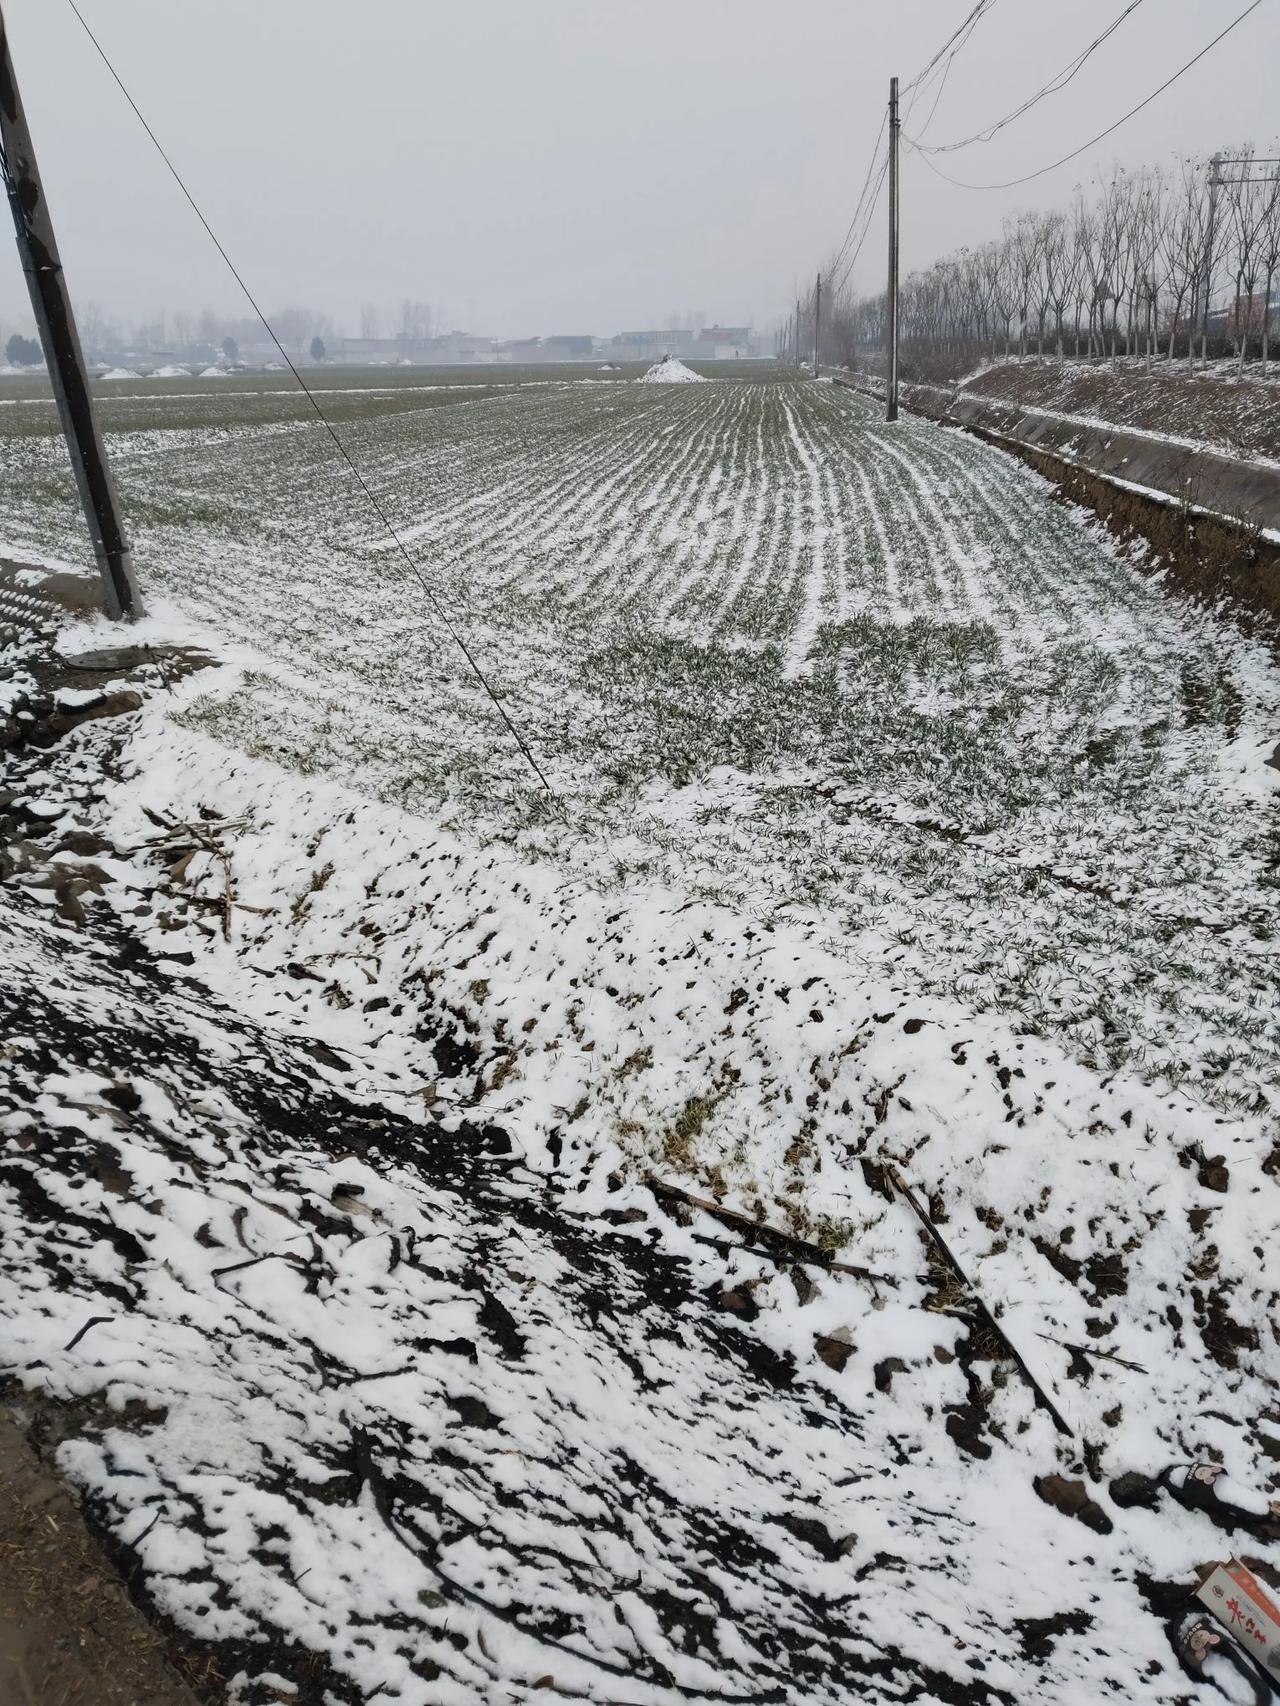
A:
[[1200, 151, 1222, 373], [812, 271, 821, 379], [0, 3, 142, 619], [794, 299, 802, 368], [886, 75, 900, 422]]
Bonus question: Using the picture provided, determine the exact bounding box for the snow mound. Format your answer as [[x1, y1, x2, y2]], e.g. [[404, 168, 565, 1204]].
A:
[[638, 355, 705, 385], [99, 367, 139, 380], [149, 364, 190, 378], [199, 366, 232, 378]]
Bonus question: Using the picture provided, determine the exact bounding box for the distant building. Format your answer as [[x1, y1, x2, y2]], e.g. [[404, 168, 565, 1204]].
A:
[[694, 325, 753, 358], [496, 338, 543, 362], [315, 321, 760, 369], [611, 329, 695, 361], [321, 333, 499, 366], [1225, 293, 1271, 335], [542, 335, 595, 360], [609, 326, 758, 362]]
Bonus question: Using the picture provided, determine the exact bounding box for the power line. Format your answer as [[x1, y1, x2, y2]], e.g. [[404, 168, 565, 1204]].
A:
[[828, 112, 888, 283], [910, 45, 958, 144], [902, 0, 999, 98], [832, 155, 889, 300], [63, 0, 555, 795], [905, 0, 1265, 191], [907, 0, 1147, 154], [817, 2, 992, 312]]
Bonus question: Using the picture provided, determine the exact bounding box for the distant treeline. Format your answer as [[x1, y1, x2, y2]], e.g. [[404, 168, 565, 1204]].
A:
[[0, 301, 440, 367], [798, 146, 1280, 382]]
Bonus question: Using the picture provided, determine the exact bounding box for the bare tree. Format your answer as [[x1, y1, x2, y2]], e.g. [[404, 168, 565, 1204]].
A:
[[1224, 146, 1269, 370], [398, 300, 434, 340], [1096, 172, 1133, 359], [828, 138, 1272, 381], [1161, 159, 1209, 367], [1129, 169, 1168, 372], [1258, 165, 1280, 370], [1008, 214, 1042, 358], [965, 243, 997, 360]]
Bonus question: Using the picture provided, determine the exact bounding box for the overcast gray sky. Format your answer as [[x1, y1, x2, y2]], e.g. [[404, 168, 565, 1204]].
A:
[[1, 0, 1275, 341]]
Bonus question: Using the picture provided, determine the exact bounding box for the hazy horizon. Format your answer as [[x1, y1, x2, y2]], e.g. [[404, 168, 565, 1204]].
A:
[[1, 0, 1275, 344]]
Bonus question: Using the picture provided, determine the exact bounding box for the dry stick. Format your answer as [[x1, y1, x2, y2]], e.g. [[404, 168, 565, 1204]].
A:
[[140, 804, 237, 937], [62, 1314, 113, 1352], [185, 894, 274, 917], [217, 847, 233, 941], [1037, 1333, 1146, 1374], [888, 1167, 1074, 1438], [645, 1175, 908, 1287]]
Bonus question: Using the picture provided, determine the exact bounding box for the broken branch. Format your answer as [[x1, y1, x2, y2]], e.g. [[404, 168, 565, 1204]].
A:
[[889, 1167, 1074, 1438], [645, 1175, 906, 1287], [1037, 1333, 1146, 1373]]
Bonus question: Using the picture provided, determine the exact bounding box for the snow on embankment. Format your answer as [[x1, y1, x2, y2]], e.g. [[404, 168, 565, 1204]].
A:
[[2, 596, 1279, 1703], [638, 354, 706, 384], [962, 358, 1280, 464]]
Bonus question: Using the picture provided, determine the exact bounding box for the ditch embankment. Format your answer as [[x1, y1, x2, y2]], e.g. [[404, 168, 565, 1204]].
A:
[[832, 369, 1280, 626]]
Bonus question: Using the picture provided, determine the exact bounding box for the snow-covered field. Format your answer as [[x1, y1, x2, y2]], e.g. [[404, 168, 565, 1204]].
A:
[[2, 371, 1280, 1702], [3, 374, 1278, 1131]]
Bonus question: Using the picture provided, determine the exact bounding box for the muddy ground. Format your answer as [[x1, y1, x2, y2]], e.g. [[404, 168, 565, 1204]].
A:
[[0, 1405, 201, 1706]]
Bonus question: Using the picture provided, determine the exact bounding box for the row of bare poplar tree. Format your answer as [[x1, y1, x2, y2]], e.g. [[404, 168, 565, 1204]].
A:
[[801, 148, 1280, 382]]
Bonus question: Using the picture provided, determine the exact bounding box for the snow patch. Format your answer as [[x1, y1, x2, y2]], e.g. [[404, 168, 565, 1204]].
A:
[[638, 355, 706, 385]]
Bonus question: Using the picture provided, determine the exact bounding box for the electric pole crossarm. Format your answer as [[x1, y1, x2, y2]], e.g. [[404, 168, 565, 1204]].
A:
[[0, 3, 142, 619]]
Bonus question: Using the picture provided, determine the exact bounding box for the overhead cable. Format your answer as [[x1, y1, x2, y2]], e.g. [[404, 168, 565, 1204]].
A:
[[902, 0, 1000, 98], [832, 154, 890, 300], [828, 111, 889, 283], [63, 0, 555, 795], [816, 1, 992, 308], [907, 0, 1147, 154], [905, 0, 1264, 191]]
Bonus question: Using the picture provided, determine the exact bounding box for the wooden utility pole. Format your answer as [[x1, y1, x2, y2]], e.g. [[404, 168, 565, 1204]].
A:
[[812, 271, 821, 378], [886, 75, 900, 422], [0, 3, 142, 618], [794, 299, 802, 368]]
